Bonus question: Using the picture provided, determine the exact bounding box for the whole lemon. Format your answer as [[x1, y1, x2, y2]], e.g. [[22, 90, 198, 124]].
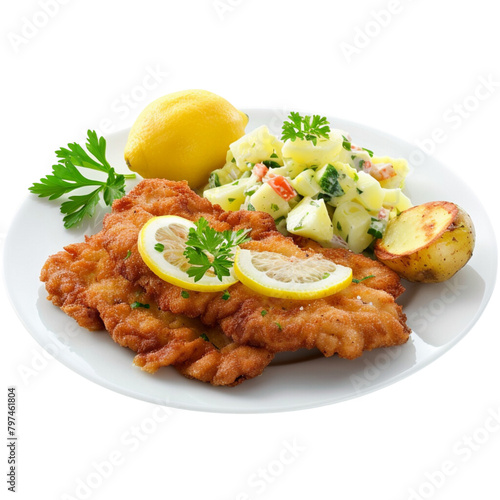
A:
[[124, 89, 248, 188]]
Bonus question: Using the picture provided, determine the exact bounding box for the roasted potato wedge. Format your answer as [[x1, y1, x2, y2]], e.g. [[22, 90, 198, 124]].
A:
[[374, 201, 475, 283]]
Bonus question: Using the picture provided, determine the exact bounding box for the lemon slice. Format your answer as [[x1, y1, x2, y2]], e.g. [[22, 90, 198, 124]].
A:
[[234, 249, 352, 299], [138, 215, 238, 291]]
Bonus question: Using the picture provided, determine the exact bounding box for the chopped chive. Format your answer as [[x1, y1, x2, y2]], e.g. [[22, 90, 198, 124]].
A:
[[362, 147, 374, 157], [352, 275, 375, 283], [276, 322, 282, 331], [124, 250, 132, 260], [336, 221, 342, 231]]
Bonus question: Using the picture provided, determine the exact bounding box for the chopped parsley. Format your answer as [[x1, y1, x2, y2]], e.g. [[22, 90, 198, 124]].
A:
[[363, 147, 374, 157], [261, 310, 268, 317], [154, 243, 165, 252], [228, 198, 236, 203], [336, 221, 342, 232], [271, 203, 279, 212], [209, 172, 221, 188], [276, 322, 282, 331], [270, 152, 279, 158], [200, 333, 210, 342], [221, 290, 230, 301], [181, 291, 190, 299], [342, 135, 352, 151], [247, 202, 256, 211], [124, 250, 132, 260], [131, 301, 150, 309]]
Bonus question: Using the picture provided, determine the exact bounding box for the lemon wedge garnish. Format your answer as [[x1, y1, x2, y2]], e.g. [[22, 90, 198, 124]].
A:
[[137, 215, 238, 292], [234, 249, 352, 300]]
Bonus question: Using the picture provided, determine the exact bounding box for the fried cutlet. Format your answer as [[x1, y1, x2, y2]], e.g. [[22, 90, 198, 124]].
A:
[[40, 232, 274, 386], [99, 179, 410, 358]]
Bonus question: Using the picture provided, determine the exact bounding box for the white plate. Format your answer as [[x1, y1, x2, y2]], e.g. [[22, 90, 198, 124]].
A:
[[4, 109, 497, 413]]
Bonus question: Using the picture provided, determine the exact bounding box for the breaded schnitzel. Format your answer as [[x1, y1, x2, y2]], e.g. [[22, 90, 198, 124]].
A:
[[99, 179, 410, 358], [41, 232, 274, 386]]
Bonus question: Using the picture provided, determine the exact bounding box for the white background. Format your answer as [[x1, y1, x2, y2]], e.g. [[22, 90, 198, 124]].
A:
[[2, 1, 499, 499]]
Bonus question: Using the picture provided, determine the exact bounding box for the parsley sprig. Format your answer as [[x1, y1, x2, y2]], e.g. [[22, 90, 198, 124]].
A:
[[29, 130, 135, 229], [281, 112, 331, 146], [183, 218, 251, 282]]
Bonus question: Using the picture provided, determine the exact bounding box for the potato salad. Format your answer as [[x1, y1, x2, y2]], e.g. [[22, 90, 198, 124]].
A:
[[203, 113, 412, 253]]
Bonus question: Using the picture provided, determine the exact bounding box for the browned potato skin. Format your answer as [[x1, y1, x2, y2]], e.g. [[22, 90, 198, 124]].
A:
[[374, 202, 475, 283]]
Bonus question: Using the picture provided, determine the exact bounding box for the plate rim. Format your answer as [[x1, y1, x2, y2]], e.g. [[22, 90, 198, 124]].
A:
[[4, 110, 498, 413]]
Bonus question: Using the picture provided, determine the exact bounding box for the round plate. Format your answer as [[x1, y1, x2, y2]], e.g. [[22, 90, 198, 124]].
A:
[[4, 109, 497, 413]]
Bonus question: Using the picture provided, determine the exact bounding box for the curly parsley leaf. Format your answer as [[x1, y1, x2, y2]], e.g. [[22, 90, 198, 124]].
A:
[[29, 130, 135, 228], [281, 112, 331, 146], [183, 217, 251, 282]]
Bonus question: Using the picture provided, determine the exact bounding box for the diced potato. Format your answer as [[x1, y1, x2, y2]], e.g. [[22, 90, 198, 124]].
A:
[[374, 201, 475, 282], [382, 188, 401, 208], [395, 191, 412, 213], [355, 171, 385, 211], [230, 125, 284, 171], [282, 129, 343, 168], [286, 196, 334, 243], [291, 169, 321, 197], [203, 177, 255, 211], [371, 156, 410, 189], [335, 145, 372, 170], [332, 201, 374, 253], [249, 183, 291, 219], [270, 159, 307, 180]]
